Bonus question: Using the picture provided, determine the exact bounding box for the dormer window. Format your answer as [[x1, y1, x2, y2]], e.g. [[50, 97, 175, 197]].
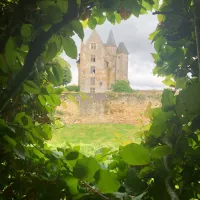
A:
[[91, 55, 96, 62], [90, 43, 97, 50]]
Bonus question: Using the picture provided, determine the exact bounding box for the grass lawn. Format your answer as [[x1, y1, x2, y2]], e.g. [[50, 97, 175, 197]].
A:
[[48, 124, 141, 155]]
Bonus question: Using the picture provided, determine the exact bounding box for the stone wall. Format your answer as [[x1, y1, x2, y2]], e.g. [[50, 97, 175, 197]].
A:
[[56, 91, 162, 125]]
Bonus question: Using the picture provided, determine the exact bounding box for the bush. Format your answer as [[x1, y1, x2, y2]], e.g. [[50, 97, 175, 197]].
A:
[[66, 85, 80, 92], [112, 80, 133, 93]]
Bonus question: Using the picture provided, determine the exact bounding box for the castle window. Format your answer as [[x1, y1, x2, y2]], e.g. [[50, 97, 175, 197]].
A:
[[90, 43, 97, 50], [90, 77, 95, 85], [91, 55, 96, 62], [90, 66, 95, 74], [90, 88, 95, 93], [105, 61, 108, 67]]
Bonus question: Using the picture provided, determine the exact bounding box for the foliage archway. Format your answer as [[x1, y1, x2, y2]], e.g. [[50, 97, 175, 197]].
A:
[[0, 0, 200, 199]]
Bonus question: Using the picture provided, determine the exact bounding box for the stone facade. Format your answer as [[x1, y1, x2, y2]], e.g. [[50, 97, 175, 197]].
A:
[[77, 30, 129, 93]]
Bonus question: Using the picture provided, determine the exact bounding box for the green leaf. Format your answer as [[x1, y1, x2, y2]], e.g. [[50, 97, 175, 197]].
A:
[[52, 63, 64, 85], [57, 0, 68, 13], [121, 143, 150, 165], [96, 15, 106, 25], [73, 157, 99, 181], [151, 145, 173, 159], [56, 56, 70, 68], [176, 83, 200, 118], [150, 111, 174, 138], [14, 145, 26, 160], [62, 37, 77, 59], [107, 13, 116, 24], [114, 12, 122, 24], [71, 20, 84, 40], [95, 169, 120, 193], [0, 54, 8, 73], [138, 166, 154, 179], [76, 0, 81, 6], [38, 95, 46, 106], [3, 135, 17, 146], [154, 37, 166, 52], [176, 77, 187, 89], [23, 80, 40, 94], [5, 37, 17, 71], [162, 77, 175, 87], [88, 17, 97, 30], [15, 112, 33, 128], [45, 42, 58, 62], [54, 87, 65, 94], [66, 151, 79, 160], [157, 14, 166, 23], [161, 89, 176, 111], [50, 94, 61, 105], [151, 53, 160, 62], [64, 175, 79, 195], [21, 24, 32, 38], [124, 168, 146, 195]]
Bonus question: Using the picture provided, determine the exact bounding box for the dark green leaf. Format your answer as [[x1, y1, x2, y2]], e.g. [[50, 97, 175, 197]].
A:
[[62, 37, 77, 59], [95, 169, 120, 193], [73, 157, 99, 181], [3, 135, 16, 146], [57, 0, 68, 13], [88, 17, 97, 30], [64, 175, 79, 195], [121, 143, 150, 165], [151, 145, 173, 159], [71, 20, 84, 40], [66, 151, 79, 160], [161, 89, 176, 111], [0, 54, 8, 73], [23, 80, 40, 94]]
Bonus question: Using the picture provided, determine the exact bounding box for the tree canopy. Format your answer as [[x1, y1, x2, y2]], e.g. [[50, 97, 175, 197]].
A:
[[112, 80, 133, 93], [1, 0, 200, 200]]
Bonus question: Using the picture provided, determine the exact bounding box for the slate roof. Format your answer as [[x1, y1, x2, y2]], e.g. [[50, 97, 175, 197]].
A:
[[117, 42, 129, 54], [106, 30, 117, 47]]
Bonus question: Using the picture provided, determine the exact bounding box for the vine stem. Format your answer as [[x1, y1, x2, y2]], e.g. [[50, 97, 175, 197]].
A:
[[81, 181, 109, 200], [193, 0, 200, 81]]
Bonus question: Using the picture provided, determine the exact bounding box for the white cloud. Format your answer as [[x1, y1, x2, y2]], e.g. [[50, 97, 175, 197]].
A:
[[61, 13, 165, 90]]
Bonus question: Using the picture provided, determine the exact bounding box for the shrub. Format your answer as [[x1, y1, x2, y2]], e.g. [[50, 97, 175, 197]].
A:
[[112, 80, 133, 93], [66, 85, 80, 92]]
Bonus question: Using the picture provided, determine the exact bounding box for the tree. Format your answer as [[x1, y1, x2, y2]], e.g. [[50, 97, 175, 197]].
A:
[[66, 85, 80, 92], [1, 0, 200, 199], [63, 66, 72, 85], [112, 80, 133, 92], [56, 56, 72, 85]]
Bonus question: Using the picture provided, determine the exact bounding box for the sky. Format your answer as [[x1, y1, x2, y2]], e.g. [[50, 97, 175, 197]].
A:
[[61, 13, 166, 90]]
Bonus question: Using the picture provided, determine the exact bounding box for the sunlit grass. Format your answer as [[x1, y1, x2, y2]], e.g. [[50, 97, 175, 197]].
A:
[[48, 124, 141, 155]]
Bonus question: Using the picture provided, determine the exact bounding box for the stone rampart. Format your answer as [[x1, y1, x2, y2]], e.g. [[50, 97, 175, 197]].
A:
[[56, 91, 162, 125]]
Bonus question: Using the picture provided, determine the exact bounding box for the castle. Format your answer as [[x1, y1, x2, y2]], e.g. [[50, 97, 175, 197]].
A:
[[77, 30, 129, 93]]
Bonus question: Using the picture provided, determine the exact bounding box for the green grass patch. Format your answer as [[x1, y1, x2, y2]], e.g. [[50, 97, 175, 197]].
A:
[[48, 124, 141, 155]]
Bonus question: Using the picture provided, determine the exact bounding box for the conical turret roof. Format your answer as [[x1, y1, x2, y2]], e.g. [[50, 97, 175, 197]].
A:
[[106, 30, 117, 47], [117, 42, 129, 54]]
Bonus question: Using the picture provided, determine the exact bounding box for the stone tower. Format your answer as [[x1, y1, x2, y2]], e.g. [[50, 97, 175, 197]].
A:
[[77, 30, 129, 93]]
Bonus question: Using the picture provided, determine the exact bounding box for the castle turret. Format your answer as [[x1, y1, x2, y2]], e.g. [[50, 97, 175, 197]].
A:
[[116, 42, 129, 81], [77, 30, 129, 93], [106, 30, 117, 56]]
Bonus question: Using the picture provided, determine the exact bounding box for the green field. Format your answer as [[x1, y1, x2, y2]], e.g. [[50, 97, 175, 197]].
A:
[[49, 124, 141, 155]]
